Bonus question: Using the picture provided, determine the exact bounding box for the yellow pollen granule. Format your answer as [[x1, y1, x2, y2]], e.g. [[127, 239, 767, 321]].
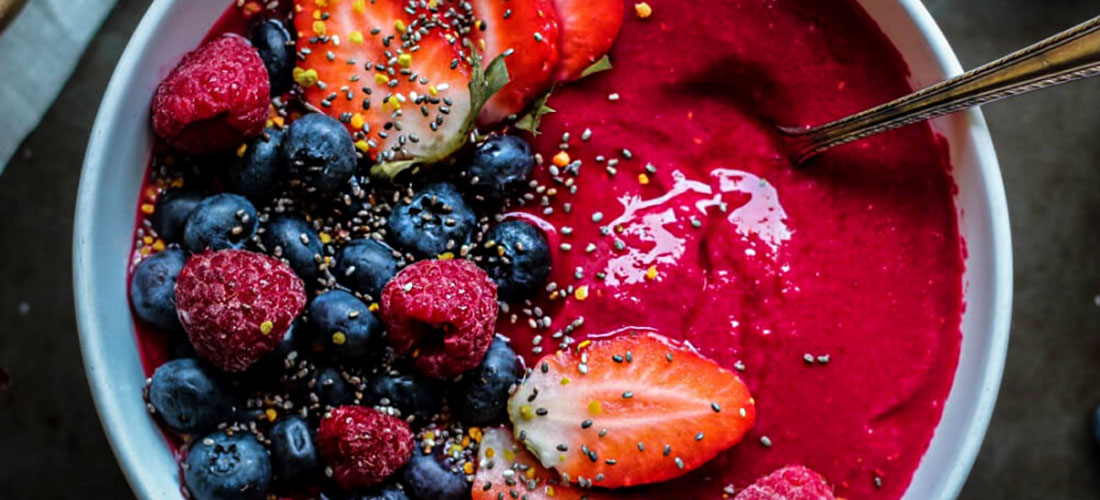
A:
[[437, 252, 455, 260], [526, 467, 536, 479], [637, 173, 650, 185], [369, 303, 380, 313], [646, 265, 658, 280], [312, 20, 327, 35], [503, 448, 515, 461], [352, 0, 365, 13], [236, 143, 248, 157], [351, 113, 365, 130], [546, 486, 556, 497], [560, 377, 571, 385], [293, 67, 319, 87], [485, 447, 495, 458], [577, 340, 592, 350], [265, 408, 278, 421], [319, 231, 333, 244], [375, 73, 390, 85], [634, 2, 653, 18], [260, 321, 274, 335], [387, 95, 401, 109], [394, 20, 406, 33], [398, 53, 413, 67], [314, 0, 328, 7], [332, 331, 347, 345], [588, 400, 602, 415], [348, 30, 364, 44], [140, 203, 155, 215], [574, 286, 589, 301], [469, 427, 483, 442], [152, 239, 166, 252], [552, 151, 571, 167], [428, 85, 438, 96], [143, 236, 154, 245], [355, 140, 371, 153], [463, 462, 474, 474], [519, 404, 535, 420]]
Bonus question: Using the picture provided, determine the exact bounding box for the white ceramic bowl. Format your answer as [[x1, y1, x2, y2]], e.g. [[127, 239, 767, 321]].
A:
[[73, 1, 1013, 498]]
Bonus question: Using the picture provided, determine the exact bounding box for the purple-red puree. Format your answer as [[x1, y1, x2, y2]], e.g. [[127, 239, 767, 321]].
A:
[[129, 0, 964, 498]]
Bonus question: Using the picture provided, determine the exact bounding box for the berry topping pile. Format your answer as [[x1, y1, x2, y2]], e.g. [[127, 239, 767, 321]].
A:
[[122, 1, 793, 499]]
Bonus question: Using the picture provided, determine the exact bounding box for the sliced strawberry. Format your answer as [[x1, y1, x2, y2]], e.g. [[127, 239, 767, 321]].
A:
[[507, 331, 756, 488], [550, 0, 623, 82], [734, 465, 836, 500], [470, 0, 560, 124], [473, 427, 614, 500], [293, 0, 472, 164]]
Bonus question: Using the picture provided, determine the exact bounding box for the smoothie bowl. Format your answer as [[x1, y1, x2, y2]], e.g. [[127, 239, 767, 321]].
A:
[[73, 0, 1012, 499]]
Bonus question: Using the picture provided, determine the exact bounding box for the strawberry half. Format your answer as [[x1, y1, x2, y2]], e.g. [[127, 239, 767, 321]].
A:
[[473, 427, 614, 500], [550, 0, 623, 82], [470, 0, 561, 124], [507, 331, 757, 488], [293, 0, 476, 167]]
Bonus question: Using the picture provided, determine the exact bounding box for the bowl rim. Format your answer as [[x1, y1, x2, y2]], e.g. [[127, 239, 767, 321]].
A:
[[73, 0, 1012, 499]]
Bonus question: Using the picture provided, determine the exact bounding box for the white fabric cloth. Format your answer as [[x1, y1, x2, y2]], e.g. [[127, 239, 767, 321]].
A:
[[0, 0, 117, 174]]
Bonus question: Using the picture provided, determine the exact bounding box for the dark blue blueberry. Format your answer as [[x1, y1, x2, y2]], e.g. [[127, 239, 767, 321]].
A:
[[400, 452, 469, 500], [148, 358, 234, 434], [152, 189, 203, 243], [269, 416, 321, 485], [466, 134, 534, 204], [478, 220, 550, 300], [335, 238, 399, 299], [366, 371, 443, 426], [452, 338, 518, 426], [307, 290, 383, 360], [184, 430, 272, 500], [351, 484, 410, 500], [301, 366, 354, 408], [130, 248, 188, 332], [250, 19, 295, 94], [224, 128, 285, 204], [281, 113, 357, 194], [388, 183, 476, 258], [183, 193, 258, 252], [261, 215, 323, 285]]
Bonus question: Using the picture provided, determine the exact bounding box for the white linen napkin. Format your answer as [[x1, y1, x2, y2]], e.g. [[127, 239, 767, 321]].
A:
[[0, 0, 118, 174]]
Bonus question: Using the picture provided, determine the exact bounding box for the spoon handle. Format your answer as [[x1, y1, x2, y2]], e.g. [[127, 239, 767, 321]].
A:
[[782, 15, 1100, 165]]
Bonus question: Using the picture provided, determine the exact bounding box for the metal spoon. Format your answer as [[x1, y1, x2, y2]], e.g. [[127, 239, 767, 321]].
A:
[[781, 15, 1100, 166]]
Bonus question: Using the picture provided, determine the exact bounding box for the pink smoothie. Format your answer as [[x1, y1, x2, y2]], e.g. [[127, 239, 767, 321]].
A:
[[129, 1, 964, 498]]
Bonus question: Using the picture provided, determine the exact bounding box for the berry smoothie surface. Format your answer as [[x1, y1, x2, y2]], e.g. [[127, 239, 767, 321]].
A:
[[497, 1, 963, 499], [128, 0, 964, 499]]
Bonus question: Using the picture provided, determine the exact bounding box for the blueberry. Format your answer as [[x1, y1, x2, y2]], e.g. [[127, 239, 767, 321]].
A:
[[307, 290, 383, 360], [1093, 405, 1100, 449], [351, 484, 411, 500], [130, 248, 188, 332], [224, 128, 285, 204], [261, 215, 323, 285], [400, 452, 469, 500], [152, 189, 203, 243], [301, 366, 354, 408], [478, 220, 550, 300], [269, 416, 321, 484], [366, 371, 443, 425], [281, 113, 357, 194], [183, 193, 258, 252], [184, 430, 272, 500], [335, 238, 399, 299], [250, 19, 295, 94], [466, 135, 534, 204], [388, 183, 476, 257], [148, 358, 234, 434], [452, 338, 518, 426]]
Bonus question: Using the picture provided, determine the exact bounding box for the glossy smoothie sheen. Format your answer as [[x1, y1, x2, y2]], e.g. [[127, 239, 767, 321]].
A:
[[497, 0, 963, 498]]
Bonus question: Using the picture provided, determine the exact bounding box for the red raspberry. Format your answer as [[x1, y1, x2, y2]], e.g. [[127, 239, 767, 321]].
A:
[[380, 259, 498, 378], [175, 249, 306, 372], [317, 406, 414, 490], [734, 465, 836, 500], [152, 34, 269, 154]]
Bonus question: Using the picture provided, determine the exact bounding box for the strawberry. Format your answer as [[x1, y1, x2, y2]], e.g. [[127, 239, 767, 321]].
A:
[[550, 0, 623, 82], [473, 427, 614, 500], [292, 0, 506, 177], [469, 0, 561, 124], [507, 331, 756, 488]]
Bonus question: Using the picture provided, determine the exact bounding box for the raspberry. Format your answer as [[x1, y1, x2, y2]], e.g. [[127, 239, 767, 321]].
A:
[[734, 465, 836, 500], [380, 259, 498, 378], [152, 34, 270, 154], [175, 249, 306, 372], [317, 406, 414, 490]]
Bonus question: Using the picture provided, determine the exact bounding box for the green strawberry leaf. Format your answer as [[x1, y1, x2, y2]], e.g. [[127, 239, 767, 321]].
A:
[[580, 55, 613, 78], [514, 87, 556, 136], [371, 50, 510, 180]]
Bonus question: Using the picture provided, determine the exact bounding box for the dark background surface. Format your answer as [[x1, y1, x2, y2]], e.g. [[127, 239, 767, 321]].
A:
[[0, 0, 1097, 498]]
